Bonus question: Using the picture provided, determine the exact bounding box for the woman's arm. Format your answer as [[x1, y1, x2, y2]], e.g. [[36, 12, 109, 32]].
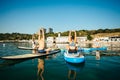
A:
[[42, 29, 45, 40], [68, 31, 71, 42], [74, 31, 77, 42], [38, 30, 41, 41]]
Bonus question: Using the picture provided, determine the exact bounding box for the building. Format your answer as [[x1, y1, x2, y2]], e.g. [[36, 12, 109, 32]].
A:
[[77, 37, 87, 42], [93, 37, 109, 42], [56, 36, 68, 43], [48, 28, 53, 33], [93, 36, 120, 42], [58, 32, 61, 37], [47, 37, 53, 44], [46, 36, 88, 44], [109, 36, 120, 42]]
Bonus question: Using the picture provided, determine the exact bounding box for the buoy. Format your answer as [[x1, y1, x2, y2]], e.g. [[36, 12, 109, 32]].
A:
[[3, 44, 5, 47]]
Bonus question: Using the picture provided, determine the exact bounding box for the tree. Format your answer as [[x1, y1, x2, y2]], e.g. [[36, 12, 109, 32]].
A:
[[87, 34, 93, 41]]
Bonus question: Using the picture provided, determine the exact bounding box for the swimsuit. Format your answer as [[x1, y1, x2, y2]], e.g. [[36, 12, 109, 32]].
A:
[[69, 41, 76, 46], [68, 49, 77, 53], [68, 41, 77, 53], [38, 49, 46, 53]]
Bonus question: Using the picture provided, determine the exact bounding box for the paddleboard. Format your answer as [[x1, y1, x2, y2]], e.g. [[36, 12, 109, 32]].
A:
[[0, 49, 60, 60], [64, 51, 85, 64], [17, 46, 36, 50]]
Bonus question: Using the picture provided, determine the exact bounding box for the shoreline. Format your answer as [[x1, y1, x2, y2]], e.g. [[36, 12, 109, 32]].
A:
[[0, 40, 120, 44]]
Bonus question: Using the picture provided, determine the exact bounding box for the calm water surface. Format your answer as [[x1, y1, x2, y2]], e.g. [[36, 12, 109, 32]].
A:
[[0, 43, 120, 80]]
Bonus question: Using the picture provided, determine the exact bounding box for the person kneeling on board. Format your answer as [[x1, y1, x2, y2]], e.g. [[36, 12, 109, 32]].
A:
[[66, 30, 78, 53], [32, 35, 38, 50], [38, 28, 51, 53]]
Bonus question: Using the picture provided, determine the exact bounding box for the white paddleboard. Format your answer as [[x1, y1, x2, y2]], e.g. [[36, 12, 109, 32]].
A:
[[1, 49, 60, 60], [17, 46, 36, 50]]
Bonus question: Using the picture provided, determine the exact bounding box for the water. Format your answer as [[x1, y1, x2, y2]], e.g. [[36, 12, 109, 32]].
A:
[[0, 43, 120, 80]]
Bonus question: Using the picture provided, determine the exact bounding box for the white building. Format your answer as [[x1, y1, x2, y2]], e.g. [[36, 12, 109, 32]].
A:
[[77, 37, 87, 42], [93, 37, 109, 42], [47, 36, 88, 44], [93, 36, 120, 42], [56, 36, 68, 43], [47, 37, 53, 44], [109, 36, 120, 42]]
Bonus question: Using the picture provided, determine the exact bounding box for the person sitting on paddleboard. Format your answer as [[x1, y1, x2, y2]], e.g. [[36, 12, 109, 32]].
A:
[[32, 35, 37, 49], [66, 30, 78, 53], [38, 28, 51, 53]]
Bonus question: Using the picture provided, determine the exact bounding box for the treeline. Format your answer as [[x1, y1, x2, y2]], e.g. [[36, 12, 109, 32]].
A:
[[0, 28, 120, 40], [61, 28, 120, 36], [0, 33, 32, 40]]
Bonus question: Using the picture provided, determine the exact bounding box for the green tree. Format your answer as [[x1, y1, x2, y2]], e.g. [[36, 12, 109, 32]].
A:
[[87, 34, 93, 41]]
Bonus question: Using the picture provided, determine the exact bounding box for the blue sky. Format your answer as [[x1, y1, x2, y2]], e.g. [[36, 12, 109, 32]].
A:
[[0, 0, 120, 34]]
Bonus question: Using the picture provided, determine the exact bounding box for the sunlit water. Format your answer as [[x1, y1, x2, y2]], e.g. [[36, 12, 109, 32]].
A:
[[0, 43, 120, 80]]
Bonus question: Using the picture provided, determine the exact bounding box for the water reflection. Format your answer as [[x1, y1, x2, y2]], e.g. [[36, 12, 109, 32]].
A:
[[66, 62, 85, 80], [31, 50, 45, 80], [68, 70, 76, 80], [37, 58, 44, 80], [32, 49, 45, 80], [33, 49, 57, 80], [95, 50, 100, 60]]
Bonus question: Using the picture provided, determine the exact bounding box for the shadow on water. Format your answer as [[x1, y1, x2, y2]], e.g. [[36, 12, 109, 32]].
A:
[[0, 59, 26, 68], [66, 62, 85, 80]]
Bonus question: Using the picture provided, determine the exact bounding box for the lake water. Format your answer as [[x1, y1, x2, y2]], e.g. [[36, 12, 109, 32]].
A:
[[0, 42, 120, 80]]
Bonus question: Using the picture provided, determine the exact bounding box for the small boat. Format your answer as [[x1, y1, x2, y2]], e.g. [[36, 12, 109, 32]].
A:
[[64, 51, 85, 64]]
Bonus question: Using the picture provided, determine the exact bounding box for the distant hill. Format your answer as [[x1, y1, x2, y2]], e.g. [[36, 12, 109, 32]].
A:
[[92, 32, 120, 38]]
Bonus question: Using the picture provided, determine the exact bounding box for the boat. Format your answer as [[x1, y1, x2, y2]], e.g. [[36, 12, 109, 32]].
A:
[[0, 49, 60, 60], [64, 51, 85, 64]]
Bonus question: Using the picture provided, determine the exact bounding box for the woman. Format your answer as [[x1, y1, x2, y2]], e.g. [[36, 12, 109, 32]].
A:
[[32, 35, 37, 49], [66, 30, 78, 53], [38, 28, 50, 53]]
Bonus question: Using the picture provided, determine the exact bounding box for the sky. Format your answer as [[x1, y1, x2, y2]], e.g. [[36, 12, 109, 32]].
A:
[[0, 0, 120, 34]]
